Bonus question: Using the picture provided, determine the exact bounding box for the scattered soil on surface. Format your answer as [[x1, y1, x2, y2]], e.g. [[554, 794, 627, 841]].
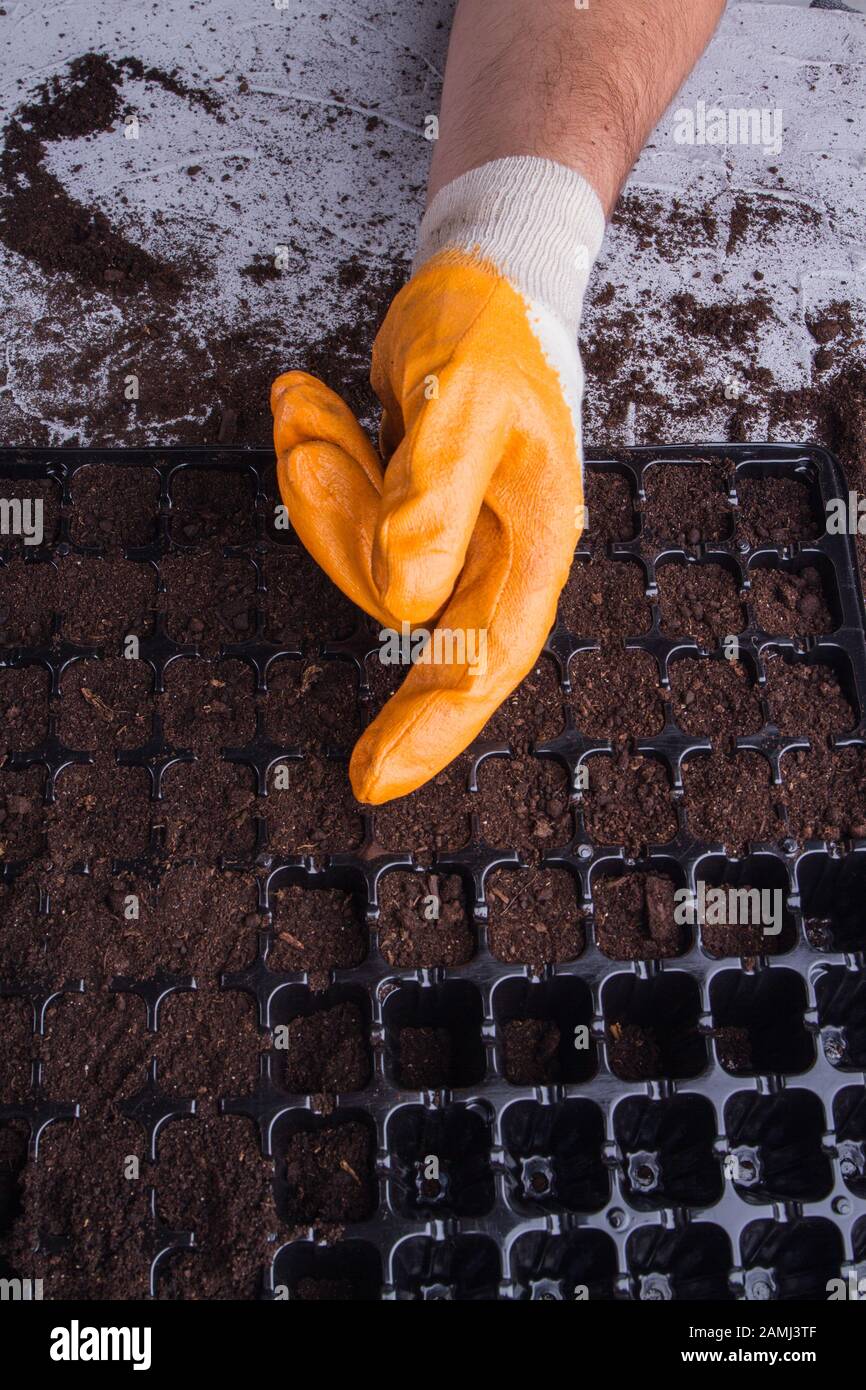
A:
[[669, 658, 762, 743], [657, 563, 746, 646], [584, 469, 635, 544], [377, 872, 473, 969], [557, 556, 651, 640], [642, 460, 733, 546], [750, 566, 834, 635], [582, 752, 676, 854], [486, 867, 584, 968], [735, 476, 819, 547], [569, 648, 664, 738], [761, 652, 854, 738]]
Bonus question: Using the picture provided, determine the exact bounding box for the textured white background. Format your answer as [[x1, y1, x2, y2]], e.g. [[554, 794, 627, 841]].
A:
[[0, 0, 863, 446]]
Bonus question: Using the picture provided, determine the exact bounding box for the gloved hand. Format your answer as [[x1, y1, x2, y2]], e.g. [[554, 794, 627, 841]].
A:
[[272, 156, 605, 804]]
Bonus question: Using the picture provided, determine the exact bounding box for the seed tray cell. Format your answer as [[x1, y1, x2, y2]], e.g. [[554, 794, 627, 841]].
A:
[[1, 443, 865, 1301]]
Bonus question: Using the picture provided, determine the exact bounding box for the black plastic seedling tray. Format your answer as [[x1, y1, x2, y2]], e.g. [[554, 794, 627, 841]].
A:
[[1, 442, 865, 1301]]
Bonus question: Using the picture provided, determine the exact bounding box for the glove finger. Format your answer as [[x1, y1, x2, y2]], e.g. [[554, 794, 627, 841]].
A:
[[272, 371, 384, 494], [350, 464, 579, 803]]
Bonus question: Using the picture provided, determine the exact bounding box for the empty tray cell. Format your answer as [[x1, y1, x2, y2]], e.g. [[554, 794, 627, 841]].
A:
[[264, 754, 364, 856], [276, 1112, 377, 1226], [682, 750, 785, 853], [568, 648, 664, 738], [501, 1099, 608, 1214], [582, 752, 676, 855], [0, 476, 61, 551], [709, 969, 813, 1074], [734, 472, 821, 548], [492, 974, 595, 1085], [372, 752, 475, 857], [627, 1223, 733, 1301], [0, 995, 33, 1101], [669, 656, 761, 741], [0, 765, 46, 859], [603, 971, 706, 1080], [799, 850, 866, 953], [0, 665, 50, 748], [693, 853, 796, 958], [153, 1114, 278, 1300], [749, 558, 837, 636], [69, 463, 160, 549], [657, 560, 745, 647], [158, 758, 258, 863], [58, 656, 153, 751], [161, 551, 257, 651], [260, 547, 357, 647], [477, 754, 572, 856], [815, 967, 866, 1069], [0, 555, 58, 644], [272, 1239, 382, 1301], [161, 658, 255, 753], [485, 865, 584, 968], [378, 870, 473, 969], [642, 459, 733, 547], [274, 988, 371, 1096], [833, 1088, 866, 1198], [740, 1219, 843, 1301], [614, 1094, 721, 1210], [392, 1234, 500, 1300], [509, 1229, 618, 1301], [557, 556, 651, 641], [724, 1090, 833, 1203], [782, 745, 866, 843], [57, 555, 156, 645], [168, 466, 257, 548], [261, 657, 360, 752], [762, 649, 856, 738], [584, 465, 636, 546], [479, 654, 566, 750], [590, 866, 689, 960], [383, 979, 484, 1089], [387, 1103, 494, 1217], [270, 880, 366, 978]]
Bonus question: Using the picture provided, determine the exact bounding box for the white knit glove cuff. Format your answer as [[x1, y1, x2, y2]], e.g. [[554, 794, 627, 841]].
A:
[[414, 156, 606, 337]]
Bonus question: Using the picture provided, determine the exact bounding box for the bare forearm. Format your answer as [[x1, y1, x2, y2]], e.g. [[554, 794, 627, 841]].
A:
[[429, 0, 727, 213]]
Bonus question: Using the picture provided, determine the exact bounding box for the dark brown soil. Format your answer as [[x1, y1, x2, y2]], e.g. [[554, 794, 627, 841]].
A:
[[762, 652, 854, 737], [486, 867, 584, 968], [396, 1027, 453, 1089], [782, 746, 866, 841], [569, 648, 664, 737], [0, 664, 50, 747], [476, 754, 572, 859], [682, 751, 785, 852], [699, 889, 794, 959], [736, 476, 819, 547], [607, 1023, 662, 1081], [557, 557, 651, 640], [582, 751, 676, 854], [583, 469, 635, 543], [502, 1019, 561, 1085], [669, 658, 762, 742], [750, 566, 833, 636], [642, 460, 733, 546], [657, 564, 746, 646], [282, 1122, 375, 1225], [377, 872, 473, 969], [270, 884, 366, 985], [592, 872, 687, 959], [713, 1026, 753, 1072], [283, 1003, 370, 1095], [70, 464, 160, 549]]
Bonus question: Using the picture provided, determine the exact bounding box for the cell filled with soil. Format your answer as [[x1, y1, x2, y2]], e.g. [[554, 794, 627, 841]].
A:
[[160, 551, 257, 651], [57, 554, 156, 645], [57, 656, 152, 751], [657, 562, 745, 646], [0, 664, 50, 748], [477, 754, 572, 858], [682, 750, 784, 852], [591, 870, 688, 959], [478, 655, 566, 750], [160, 657, 255, 753], [282, 1001, 370, 1095], [750, 565, 834, 636], [158, 757, 257, 862], [371, 753, 474, 856], [0, 996, 33, 1101], [762, 651, 854, 738], [280, 1118, 376, 1225], [669, 657, 761, 740], [568, 647, 664, 738], [642, 460, 733, 546], [259, 657, 360, 752], [378, 871, 473, 970], [260, 547, 357, 647], [168, 467, 257, 548], [486, 866, 584, 968], [0, 556, 59, 644], [69, 463, 160, 549], [735, 475, 819, 547], [46, 757, 151, 868], [582, 751, 676, 854], [270, 882, 366, 981], [781, 745, 866, 842], [264, 755, 364, 855], [0, 765, 46, 860], [0, 477, 61, 551], [557, 556, 651, 641], [583, 468, 636, 544]]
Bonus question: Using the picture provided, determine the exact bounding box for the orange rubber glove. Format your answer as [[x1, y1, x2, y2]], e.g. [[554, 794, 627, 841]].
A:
[[272, 157, 605, 804]]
